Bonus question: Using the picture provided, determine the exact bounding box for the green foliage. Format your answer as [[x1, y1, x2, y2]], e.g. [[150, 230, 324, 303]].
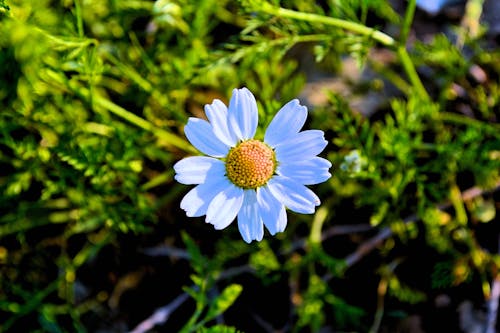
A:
[[295, 274, 365, 331], [249, 240, 280, 282], [199, 325, 242, 333], [180, 233, 243, 332], [205, 284, 243, 322], [296, 275, 328, 331], [1, 0, 499, 331], [388, 276, 426, 304]]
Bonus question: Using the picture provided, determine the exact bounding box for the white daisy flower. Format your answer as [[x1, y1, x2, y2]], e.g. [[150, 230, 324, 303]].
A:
[[174, 87, 331, 243]]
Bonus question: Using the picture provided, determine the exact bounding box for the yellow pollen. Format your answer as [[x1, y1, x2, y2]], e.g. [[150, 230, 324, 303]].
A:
[[225, 140, 276, 189]]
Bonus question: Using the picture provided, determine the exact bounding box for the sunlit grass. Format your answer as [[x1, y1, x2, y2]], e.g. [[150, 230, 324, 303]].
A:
[[1, 0, 499, 331]]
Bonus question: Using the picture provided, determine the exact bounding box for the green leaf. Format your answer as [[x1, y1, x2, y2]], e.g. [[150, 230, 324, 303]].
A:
[[182, 231, 206, 274], [204, 284, 243, 321], [199, 325, 241, 333], [249, 241, 280, 274], [370, 201, 389, 226], [0, 0, 9, 14]]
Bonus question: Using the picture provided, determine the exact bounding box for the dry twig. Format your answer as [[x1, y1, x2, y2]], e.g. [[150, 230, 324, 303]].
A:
[[344, 181, 500, 268], [129, 292, 190, 333]]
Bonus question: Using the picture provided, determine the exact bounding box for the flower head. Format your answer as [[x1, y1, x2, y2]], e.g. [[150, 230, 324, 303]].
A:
[[174, 87, 331, 243], [340, 149, 365, 174]]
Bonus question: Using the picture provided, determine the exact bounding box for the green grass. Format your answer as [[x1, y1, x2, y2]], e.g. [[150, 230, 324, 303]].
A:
[[1, 0, 499, 331]]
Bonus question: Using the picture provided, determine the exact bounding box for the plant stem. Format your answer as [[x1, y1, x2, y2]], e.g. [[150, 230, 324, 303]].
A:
[[255, 2, 431, 100], [440, 112, 500, 135], [309, 206, 328, 245], [400, 0, 417, 45], [74, 0, 84, 38], [70, 83, 196, 154], [94, 95, 196, 153], [369, 277, 387, 333], [397, 0, 430, 100], [397, 46, 429, 100], [258, 3, 395, 47]]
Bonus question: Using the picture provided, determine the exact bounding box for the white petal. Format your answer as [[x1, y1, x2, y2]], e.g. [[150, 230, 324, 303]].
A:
[[277, 157, 332, 185], [180, 175, 229, 217], [237, 190, 264, 243], [174, 156, 225, 185], [275, 130, 327, 162], [276, 205, 287, 233], [257, 186, 287, 235], [267, 176, 320, 214], [264, 99, 308, 147], [184, 118, 230, 157], [206, 182, 244, 230], [227, 87, 258, 141], [205, 99, 237, 147]]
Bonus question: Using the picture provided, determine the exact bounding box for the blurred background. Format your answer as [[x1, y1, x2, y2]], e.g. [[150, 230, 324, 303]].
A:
[[0, 0, 499, 332]]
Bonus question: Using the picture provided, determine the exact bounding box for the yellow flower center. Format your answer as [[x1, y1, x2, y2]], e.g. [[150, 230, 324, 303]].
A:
[[225, 139, 276, 189]]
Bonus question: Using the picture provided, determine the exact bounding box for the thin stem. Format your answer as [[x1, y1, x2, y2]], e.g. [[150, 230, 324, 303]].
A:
[[369, 58, 412, 95], [457, 0, 484, 48], [104, 52, 154, 93], [369, 277, 387, 333], [397, 46, 429, 100], [400, 0, 417, 45], [309, 206, 328, 245], [440, 112, 500, 135], [94, 95, 196, 153], [74, 0, 84, 38], [257, 3, 395, 47], [343, 181, 500, 269], [70, 83, 196, 153], [397, 0, 429, 100], [130, 293, 191, 333], [255, 2, 430, 100], [179, 306, 204, 333], [212, 34, 334, 72], [3, 280, 60, 331], [33, 26, 98, 48]]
